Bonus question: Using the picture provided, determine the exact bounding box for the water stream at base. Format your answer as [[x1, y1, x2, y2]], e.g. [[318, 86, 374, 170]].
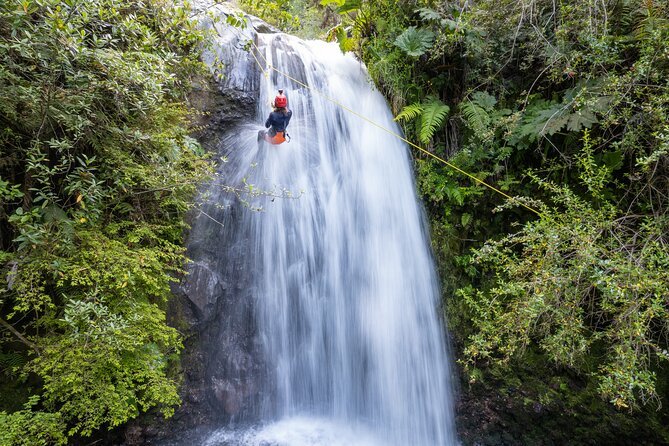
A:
[[187, 25, 458, 446]]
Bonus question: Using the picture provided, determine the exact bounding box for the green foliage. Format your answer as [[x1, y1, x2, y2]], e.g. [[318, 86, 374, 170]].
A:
[[395, 103, 424, 122], [416, 6, 460, 34], [419, 98, 450, 144], [0, 0, 212, 441], [240, 0, 301, 32], [396, 97, 450, 145], [325, 24, 356, 53], [416, 156, 485, 208], [0, 397, 66, 446], [321, 0, 424, 109], [460, 92, 496, 132], [0, 351, 26, 374], [35, 297, 181, 436], [394, 26, 434, 57], [462, 136, 669, 410], [511, 83, 610, 145], [321, 0, 361, 14]]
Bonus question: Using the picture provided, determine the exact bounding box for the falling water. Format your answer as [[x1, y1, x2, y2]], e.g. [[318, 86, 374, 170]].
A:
[[188, 12, 458, 446]]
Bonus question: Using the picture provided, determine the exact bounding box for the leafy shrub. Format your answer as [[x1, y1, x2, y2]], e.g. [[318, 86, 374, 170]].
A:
[[462, 134, 669, 409], [0, 0, 212, 441]]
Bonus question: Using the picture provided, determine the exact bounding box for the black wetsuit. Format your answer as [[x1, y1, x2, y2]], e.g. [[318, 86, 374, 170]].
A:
[[265, 109, 293, 135]]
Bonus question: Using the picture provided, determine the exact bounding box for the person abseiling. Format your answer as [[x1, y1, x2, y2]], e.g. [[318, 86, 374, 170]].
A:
[[258, 89, 292, 145]]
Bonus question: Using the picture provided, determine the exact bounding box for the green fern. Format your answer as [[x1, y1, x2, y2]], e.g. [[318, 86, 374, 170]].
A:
[[395, 98, 449, 144], [510, 86, 605, 146], [460, 91, 497, 136], [538, 84, 604, 135], [0, 351, 27, 375], [461, 99, 489, 134], [508, 98, 555, 144], [610, 0, 668, 41], [415, 7, 458, 31], [419, 98, 450, 144], [472, 91, 497, 110], [611, 0, 635, 32], [633, 0, 668, 40], [394, 102, 424, 122], [394, 26, 435, 57]]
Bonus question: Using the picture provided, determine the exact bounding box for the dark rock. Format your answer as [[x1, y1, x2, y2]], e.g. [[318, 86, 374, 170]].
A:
[[124, 425, 144, 446], [121, 7, 267, 444], [180, 260, 224, 319]]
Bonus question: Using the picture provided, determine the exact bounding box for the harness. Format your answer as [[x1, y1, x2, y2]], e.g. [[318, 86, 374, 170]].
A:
[[263, 130, 291, 145]]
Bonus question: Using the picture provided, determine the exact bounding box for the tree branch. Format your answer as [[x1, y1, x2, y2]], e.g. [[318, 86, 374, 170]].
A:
[[0, 316, 40, 356]]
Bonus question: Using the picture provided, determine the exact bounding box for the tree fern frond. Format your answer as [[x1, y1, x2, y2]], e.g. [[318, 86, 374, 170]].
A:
[[609, 0, 661, 38], [394, 102, 424, 122], [612, 0, 635, 31], [419, 98, 450, 144]]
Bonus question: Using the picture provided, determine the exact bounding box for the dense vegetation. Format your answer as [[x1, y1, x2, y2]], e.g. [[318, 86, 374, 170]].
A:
[[251, 0, 669, 442], [2, 0, 667, 443], [0, 0, 210, 443]]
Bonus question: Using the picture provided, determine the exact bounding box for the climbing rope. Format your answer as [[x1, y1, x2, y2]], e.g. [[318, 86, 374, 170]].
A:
[[237, 26, 542, 217]]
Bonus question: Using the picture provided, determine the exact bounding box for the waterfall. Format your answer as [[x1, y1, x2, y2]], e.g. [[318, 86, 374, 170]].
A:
[[183, 11, 458, 445]]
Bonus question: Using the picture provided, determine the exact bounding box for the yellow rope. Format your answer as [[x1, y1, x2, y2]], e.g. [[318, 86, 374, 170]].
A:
[[242, 30, 542, 217], [249, 44, 268, 79]]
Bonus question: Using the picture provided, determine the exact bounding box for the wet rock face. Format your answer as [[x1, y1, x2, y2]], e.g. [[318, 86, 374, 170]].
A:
[[180, 260, 222, 316], [212, 373, 259, 416], [189, 78, 259, 152], [178, 12, 265, 425], [189, 1, 270, 151], [197, 226, 265, 422], [179, 1, 273, 411], [122, 7, 267, 444]]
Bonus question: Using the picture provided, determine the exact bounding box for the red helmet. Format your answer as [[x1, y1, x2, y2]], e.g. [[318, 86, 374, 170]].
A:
[[274, 93, 287, 108]]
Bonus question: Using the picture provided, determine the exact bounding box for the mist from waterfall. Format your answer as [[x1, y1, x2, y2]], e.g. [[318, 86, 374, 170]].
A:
[[191, 21, 458, 446]]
